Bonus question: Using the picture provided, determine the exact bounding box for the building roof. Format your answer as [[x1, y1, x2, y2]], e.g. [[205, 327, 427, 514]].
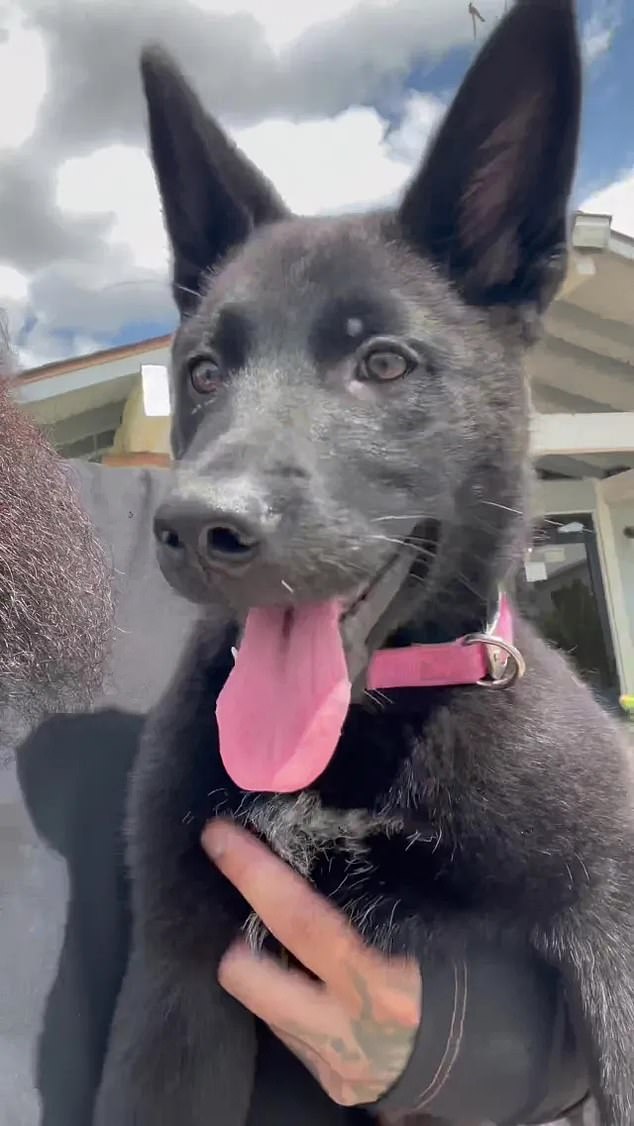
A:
[[20, 333, 172, 385]]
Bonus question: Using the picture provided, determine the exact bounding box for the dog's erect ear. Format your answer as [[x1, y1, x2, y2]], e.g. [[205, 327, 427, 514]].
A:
[[397, 0, 581, 320], [140, 46, 289, 316]]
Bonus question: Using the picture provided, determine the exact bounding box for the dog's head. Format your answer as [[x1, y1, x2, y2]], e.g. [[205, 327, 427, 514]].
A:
[[146, 0, 581, 640]]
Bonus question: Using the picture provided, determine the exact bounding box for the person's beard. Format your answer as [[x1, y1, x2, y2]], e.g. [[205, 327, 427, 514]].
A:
[[0, 371, 114, 734]]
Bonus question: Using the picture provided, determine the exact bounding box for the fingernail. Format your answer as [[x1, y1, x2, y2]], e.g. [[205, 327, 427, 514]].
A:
[[218, 939, 256, 991], [202, 820, 229, 861]]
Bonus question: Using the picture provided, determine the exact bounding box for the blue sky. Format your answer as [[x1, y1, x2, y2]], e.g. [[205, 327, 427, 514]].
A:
[[397, 0, 634, 201], [576, 1, 634, 195], [0, 0, 632, 367]]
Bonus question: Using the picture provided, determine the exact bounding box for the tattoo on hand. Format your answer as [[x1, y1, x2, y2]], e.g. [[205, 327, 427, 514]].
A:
[[274, 959, 419, 1107]]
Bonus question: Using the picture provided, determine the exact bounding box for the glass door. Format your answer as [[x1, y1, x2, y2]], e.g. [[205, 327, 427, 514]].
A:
[[516, 513, 619, 710]]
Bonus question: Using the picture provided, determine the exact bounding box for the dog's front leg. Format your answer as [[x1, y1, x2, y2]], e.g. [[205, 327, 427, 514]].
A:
[[95, 615, 256, 1124], [537, 909, 634, 1126], [93, 939, 256, 1125]]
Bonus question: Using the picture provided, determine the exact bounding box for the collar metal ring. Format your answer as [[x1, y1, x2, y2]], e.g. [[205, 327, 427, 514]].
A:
[[463, 633, 526, 689]]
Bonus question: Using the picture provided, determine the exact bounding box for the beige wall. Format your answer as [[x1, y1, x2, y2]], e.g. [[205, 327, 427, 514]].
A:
[[110, 379, 171, 458]]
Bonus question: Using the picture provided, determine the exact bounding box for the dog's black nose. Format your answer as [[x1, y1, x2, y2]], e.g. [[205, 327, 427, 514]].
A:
[[154, 496, 261, 571]]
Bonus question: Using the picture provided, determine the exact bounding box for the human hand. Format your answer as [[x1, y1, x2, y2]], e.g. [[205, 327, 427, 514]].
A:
[[202, 820, 421, 1107]]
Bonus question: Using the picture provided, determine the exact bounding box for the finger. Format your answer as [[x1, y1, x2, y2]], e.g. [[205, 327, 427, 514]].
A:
[[218, 939, 336, 1030], [219, 943, 374, 1106], [203, 819, 370, 988]]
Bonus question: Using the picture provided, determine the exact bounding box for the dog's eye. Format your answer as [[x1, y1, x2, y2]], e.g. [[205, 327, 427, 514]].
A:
[[357, 345, 415, 383], [188, 356, 222, 396]]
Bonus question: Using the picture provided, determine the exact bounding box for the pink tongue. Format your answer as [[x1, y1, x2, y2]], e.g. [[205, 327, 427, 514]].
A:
[[216, 602, 351, 793]]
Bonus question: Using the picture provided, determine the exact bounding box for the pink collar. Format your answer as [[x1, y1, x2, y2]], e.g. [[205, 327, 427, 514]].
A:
[[367, 594, 525, 691]]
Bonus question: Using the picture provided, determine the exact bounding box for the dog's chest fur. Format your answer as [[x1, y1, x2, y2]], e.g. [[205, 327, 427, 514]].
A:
[[227, 790, 407, 949]]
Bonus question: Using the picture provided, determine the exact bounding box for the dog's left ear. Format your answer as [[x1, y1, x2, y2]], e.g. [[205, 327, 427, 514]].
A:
[[397, 0, 581, 324], [140, 46, 290, 317]]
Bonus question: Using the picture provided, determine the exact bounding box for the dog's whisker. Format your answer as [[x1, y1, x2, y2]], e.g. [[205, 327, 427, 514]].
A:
[[373, 689, 393, 706], [364, 689, 386, 711], [280, 579, 294, 594], [174, 281, 203, 300], [479, 499, 597, 539], [481, 500, 525, 517], [406, 541, 437, 554], [369, 534, 436, 566], [368, 534, 419, 549], [370, 514, 431, 524], [320, 554, 367, 579]]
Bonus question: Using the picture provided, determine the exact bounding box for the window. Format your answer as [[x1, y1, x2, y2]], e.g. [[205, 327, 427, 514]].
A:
[[58, 428, 117, 462]]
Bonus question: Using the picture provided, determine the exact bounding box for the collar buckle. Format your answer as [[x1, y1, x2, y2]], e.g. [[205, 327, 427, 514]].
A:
[[463, 596, 526, 689]]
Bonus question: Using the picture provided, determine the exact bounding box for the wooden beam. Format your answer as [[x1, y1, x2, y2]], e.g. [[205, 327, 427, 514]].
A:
[[101, 452, 171, 468], [527, 336, 634, 411], [532, 412, 634, 457]]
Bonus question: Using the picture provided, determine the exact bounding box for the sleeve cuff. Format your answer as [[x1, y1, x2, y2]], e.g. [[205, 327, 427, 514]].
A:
[[370, 943, 589, 1124], [370, 949, 467, 1117]]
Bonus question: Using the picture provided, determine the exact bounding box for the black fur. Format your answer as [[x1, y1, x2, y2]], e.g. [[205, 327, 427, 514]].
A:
[[94, 2, 634, 1123]]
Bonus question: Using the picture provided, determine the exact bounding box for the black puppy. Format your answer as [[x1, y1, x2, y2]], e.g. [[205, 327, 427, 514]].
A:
[[94, 2, 634, 1123]]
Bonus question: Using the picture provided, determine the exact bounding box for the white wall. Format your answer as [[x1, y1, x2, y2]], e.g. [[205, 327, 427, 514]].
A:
[[610, 500, 634, 682], [534, 478, 595, 515], [593, 481, 634, 696]]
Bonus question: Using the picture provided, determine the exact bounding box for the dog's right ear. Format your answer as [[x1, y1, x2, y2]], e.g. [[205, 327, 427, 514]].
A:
[[396, 0, 581, 327], [140, 46, 289, 317]]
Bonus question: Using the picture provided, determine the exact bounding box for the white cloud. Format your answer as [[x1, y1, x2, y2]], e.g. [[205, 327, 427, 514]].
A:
[[189, 0, 503, 55], [0, 263, 29, 339], [0, 0, 466, 365], [387, 92, 444, 165], [19, 89, 441, 361], [3, 0, 603, 368], [234, 98, 434, 215], [54, 109, 412, 272], [56, 145, 167, 272], [583, 24, 612, 64], [54, 89, 443, 255], [189, 0, 372, 52], [27, 258, 168, 334], [0, 15, 47, 149], [583, 168, 634, 238], [0, 263, 28, 302], [581, 1, 623, 66], [18, 326, 103, 372]]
